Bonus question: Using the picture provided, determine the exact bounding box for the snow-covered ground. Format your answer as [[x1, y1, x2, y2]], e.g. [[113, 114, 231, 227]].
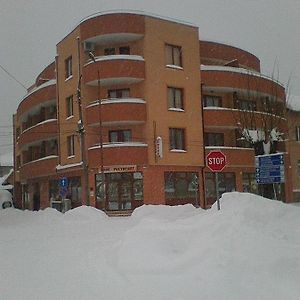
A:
[[1, 192, 299, 300]]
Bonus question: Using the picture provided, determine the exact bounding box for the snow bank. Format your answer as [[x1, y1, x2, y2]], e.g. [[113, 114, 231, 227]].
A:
[[1, 192, 300, 300]]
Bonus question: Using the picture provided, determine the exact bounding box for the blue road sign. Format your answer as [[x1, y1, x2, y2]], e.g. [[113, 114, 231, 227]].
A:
[[255, 153, 285, 184], [59, 177, 68, 188]]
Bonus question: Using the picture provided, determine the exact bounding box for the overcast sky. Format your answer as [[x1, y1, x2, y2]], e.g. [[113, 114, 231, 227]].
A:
[[0, 0, 299, 156]]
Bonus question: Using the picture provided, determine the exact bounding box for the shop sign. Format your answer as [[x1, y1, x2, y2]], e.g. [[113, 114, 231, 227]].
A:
[[103, 165, 137, 173]]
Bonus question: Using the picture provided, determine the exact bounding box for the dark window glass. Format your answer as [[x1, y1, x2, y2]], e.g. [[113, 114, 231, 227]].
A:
[[108, 88, 130, 98], [169, 128, 185, 150], [204, 133, 224, 146], [242, 173, 258, 194], [104, 48, 116, 55], [109, 130, 132, 143], [168, 87, 184, 109], [203, 95, 222, 107], [65, 56, 72, 79], [119, 46, 130, 55], [66, 95, 73, 117], [166, 44, 182, 67], [67, 135, 75, 156], [234, 98, 257, 111]]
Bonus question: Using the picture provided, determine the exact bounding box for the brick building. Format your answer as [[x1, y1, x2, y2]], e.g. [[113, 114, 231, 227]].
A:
[[13, 11, 293, 212]]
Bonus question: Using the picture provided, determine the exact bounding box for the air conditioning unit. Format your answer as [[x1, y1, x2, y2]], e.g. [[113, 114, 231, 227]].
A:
[[84, 41, 95, 52]]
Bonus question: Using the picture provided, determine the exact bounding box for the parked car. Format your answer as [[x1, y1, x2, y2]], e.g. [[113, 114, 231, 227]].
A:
[[0, 189, 13, 209]]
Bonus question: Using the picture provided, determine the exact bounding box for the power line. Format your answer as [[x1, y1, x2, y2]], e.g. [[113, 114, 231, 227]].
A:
[[0, 63, 28, 91]]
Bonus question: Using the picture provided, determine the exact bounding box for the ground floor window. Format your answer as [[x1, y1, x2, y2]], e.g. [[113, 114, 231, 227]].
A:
[[95, 172, 143, 211], [205, 172, 236, 206], [242, 173, 258, 194], [164, 172, 199, 205]]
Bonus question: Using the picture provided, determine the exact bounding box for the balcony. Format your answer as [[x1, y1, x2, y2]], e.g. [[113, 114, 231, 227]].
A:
[[88, 142, 148, 167], [20, 155, 58, 180], [86, 98, 146, 126], [17, 80, 56, 117], [80, 13, 145, 42], [201, 66, 285, 100], [83, 55, 145, 86], [18, 119, 58, 147]]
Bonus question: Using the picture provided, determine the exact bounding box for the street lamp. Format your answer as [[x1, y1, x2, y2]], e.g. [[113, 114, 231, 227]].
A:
[[88, 52, 105, 206]]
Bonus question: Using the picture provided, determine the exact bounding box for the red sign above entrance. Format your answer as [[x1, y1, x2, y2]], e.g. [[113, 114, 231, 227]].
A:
[[206, 151, 227, 172]]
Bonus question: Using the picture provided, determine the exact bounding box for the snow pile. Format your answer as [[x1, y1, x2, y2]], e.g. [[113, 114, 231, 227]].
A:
[[1, 192, 300, 299]]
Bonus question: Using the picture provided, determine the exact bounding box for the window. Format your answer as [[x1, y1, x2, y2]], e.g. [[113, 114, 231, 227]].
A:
[[165, 44, 182, 67], [66, 95, 73, 117], [242, 173, 258, 194], [235, 129, 252, 148], [297, 160, 300, 177], [169, 128, 185, 150], [108, 88, 130, 99], [203, 95, 222, 107], [104, 48, 116, 55], [16, 155, 21, 169], [204, 133, 224, 146], [168, 87, 184, 110], [164, 172, 198, 201], [234, 98, 257, 111], [65, 56, 72, 79], [109, 130, 132, 143], [67, 135, 75, 156], [296, 126, 300, 141], [119, 46, 130, 55], [205, 172, 236, 205], [16, 127, 20, 139]]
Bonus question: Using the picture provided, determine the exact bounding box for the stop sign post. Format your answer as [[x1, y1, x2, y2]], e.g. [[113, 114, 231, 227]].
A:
[[206, 151, 227, 210]]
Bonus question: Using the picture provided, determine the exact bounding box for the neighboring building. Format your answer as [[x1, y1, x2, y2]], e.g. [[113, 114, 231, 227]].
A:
[[287, 95, 300, 202], [13, 11, 294, 212]]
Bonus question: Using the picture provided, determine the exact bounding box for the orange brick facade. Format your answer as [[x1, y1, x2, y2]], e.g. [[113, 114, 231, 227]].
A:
[[13, 11, 295, 213]]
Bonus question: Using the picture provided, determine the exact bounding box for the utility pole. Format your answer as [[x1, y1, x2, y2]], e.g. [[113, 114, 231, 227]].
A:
[[88, 52, 105, 205], [76, 37, 90, 206]]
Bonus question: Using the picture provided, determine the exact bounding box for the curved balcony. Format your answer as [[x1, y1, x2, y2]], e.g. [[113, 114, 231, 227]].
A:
[[17, 80, 56, 118], [20, 155, 58, 181], [203, 107, 287, 131], [205, 147, 255, 169], [83, 55, 145, 86], [200, 41, 260, 72], [86, 98, 146, 126], [88, 142, 148, 167], [80, 13, 145, 42], [18, 119, 58, 147], [201, 66, 285, 100]]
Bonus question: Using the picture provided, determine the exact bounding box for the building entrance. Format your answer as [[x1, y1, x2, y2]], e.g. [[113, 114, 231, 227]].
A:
[[96, 172, 143, 211]]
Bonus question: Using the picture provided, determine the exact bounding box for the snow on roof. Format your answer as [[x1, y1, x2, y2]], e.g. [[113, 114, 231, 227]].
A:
[[79, 10, 197, 28], [0, 152, 13, 166], [287, 94, 300, 111]]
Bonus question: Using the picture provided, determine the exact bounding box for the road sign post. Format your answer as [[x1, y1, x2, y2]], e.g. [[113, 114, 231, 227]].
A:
[[206, 151, 227, 210]]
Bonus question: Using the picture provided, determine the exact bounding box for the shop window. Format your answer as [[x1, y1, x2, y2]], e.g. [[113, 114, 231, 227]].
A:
[[108, 88, 130, 99], [164, 172, 198, 200], [66, 95, 73, 117], [169, 128, 185, 150], [205, 172, 236, 205], [204, 133, 224, 146], [65, 56, 72, 79], [165, 44, 182, 67], [67, 135, 75, 156], [109, 130, 132, 143], [168, 87, 184, 110], [242, 173, 258, 194], [203, 95, 222, 107]]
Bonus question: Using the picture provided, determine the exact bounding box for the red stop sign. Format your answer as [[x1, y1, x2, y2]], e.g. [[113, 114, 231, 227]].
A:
[[206, 151, 227, 172]]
